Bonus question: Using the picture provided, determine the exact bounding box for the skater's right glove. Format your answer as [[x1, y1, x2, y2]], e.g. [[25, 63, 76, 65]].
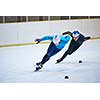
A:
[[84, 36, 91, 41], [35, 38, 40, 44]]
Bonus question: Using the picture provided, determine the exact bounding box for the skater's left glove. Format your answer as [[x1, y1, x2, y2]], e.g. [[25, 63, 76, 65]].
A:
[[84, 36, 91, 41], [35, 38, 40, 44]]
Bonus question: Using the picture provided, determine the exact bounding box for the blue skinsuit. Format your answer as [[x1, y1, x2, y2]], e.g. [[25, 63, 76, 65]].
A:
[[38, 35, 72, 65], [40, 35, 71, 50]]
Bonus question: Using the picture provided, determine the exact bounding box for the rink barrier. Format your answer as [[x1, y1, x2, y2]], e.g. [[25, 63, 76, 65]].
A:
[[0, 41, 49, 48], [0, 37, 100, 48]]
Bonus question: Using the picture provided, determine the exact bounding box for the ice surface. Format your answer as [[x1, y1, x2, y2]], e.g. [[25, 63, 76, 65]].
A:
[[0, 40, 100, 83]]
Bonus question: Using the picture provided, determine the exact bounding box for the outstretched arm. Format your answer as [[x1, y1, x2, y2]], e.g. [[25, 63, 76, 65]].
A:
[[35, 38, 41, 44], [84, 36, 91, 41], [35, 35, 53, 44]]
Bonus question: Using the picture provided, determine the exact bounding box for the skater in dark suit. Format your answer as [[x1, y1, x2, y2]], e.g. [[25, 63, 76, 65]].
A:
[[56, 31, 91, 63]]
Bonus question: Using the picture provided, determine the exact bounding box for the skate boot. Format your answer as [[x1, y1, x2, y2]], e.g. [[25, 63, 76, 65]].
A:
[[34, 62, 43, 72]]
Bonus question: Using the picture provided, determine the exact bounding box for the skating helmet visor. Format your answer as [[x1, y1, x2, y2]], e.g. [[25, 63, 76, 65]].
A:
[[72, 31, 80, 37]]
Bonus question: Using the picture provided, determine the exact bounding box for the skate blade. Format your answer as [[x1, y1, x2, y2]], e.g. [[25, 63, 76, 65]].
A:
[[33, 66, 41, 72], [55, 62, 60, 64], [34, 70, 38, 72], [33, 64, 42, 72], [34, 69, 42, 72]]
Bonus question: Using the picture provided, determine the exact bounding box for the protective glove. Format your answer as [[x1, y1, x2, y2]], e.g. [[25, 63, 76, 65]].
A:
[[84, 36, 91, 41], [35, 38, 40, 44]]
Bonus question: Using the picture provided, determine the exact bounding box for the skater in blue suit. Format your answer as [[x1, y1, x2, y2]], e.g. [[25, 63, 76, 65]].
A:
[[56, 31, 91, 63], [34, 34, 72, 71]]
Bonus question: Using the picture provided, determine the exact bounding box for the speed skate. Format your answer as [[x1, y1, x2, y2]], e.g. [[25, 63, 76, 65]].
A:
[[34, 63, 43, 72], [34, 67, 41, 72]]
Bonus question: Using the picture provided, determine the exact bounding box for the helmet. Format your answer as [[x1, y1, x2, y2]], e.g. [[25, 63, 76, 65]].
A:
[[72, 31, 80, 37], [53, 35, 60, 46]]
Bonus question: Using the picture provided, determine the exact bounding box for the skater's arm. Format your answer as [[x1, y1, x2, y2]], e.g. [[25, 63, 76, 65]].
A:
[[35, 35, 53, 44], [40, 36, 53, 41], [84, 36, 91, 41]]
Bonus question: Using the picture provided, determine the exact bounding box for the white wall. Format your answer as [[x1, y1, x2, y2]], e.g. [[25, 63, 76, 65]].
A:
[[0, 19, 100, 45]]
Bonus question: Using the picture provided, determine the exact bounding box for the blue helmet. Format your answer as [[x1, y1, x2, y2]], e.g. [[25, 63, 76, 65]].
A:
[[72, 31, 80, 37]]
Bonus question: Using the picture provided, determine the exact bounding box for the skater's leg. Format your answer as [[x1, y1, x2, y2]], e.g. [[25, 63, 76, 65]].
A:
[[35, 54, 49, 71], [35, 42, 61, 71], [56, 40, 82, 63], [41, 54, 50, 65], [36, 42, 61, 65], [56, 40, 75, 63], [39, 42, 55, 65], [40, 42, 61, 65]]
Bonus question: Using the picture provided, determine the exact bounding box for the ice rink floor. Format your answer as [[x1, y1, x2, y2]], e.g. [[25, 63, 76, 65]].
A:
[[0, 39, 100, 83]]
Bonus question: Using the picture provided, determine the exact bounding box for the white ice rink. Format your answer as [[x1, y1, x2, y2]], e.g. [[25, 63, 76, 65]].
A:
[[0, 39, 100, 83]]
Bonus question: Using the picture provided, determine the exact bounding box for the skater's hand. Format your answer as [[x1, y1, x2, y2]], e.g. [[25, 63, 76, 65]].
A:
[[84, 36, 91, 41], [56, 58, 62, 64], [35, 38, 40, 44]]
